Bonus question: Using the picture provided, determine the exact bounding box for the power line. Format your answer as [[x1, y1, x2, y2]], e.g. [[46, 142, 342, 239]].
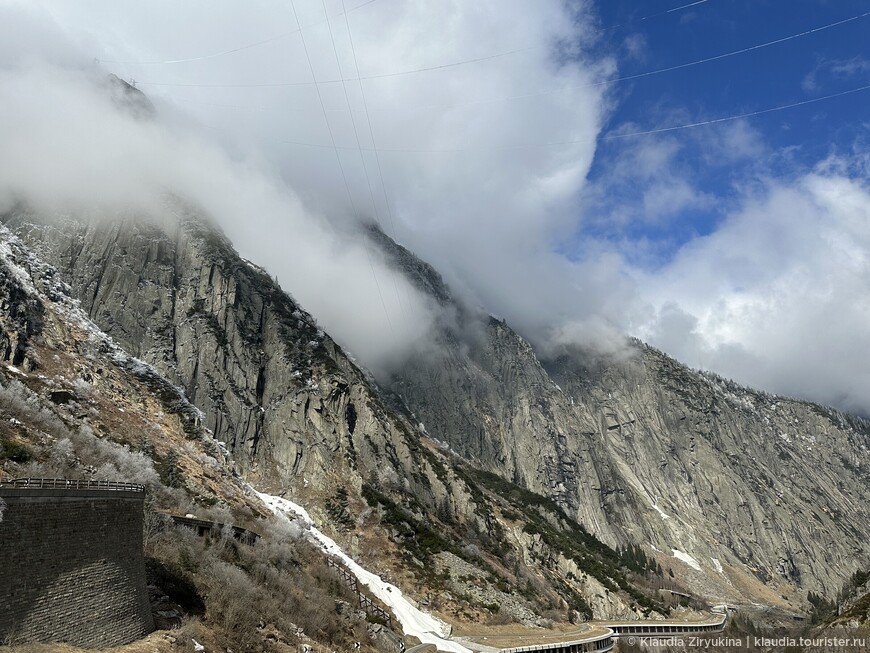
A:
[[321, 0, 380, 217], [342, 0, 414, 315], [665, 0, 708, 14], [320, 0, 408, 319], [600, 83, 870, 141], [289, 0, 352, 183], [351, 7, 870, 114], [288, 0, 395, 336], [97, 0, 379, 66], [596, 0, 710, 34], [347, 3, 705, 80], [266, 82, 870, 153], [133, 8, 870, 105], [102, 0, 706, 72], [585, 9, 870, 92], [365, 7, 870, 110]]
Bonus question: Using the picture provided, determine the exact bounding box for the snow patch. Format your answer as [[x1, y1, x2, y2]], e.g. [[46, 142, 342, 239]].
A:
[[711, 557, 723, 574], [672, 549, 702, 571], [651, 503, 670, 520], [257, 492, 470, 653]]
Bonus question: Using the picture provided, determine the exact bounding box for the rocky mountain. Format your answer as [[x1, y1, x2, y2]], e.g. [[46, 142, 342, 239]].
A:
[[4, 70, 867, 651], [0, 223, 427, 652], [0, 220, 264, 513], [368, 223, 870, 607], [3, 209, 409, 488], [1, 207, 675, 628], [105, 74, 156, 119], [7, 200, 870, 627]]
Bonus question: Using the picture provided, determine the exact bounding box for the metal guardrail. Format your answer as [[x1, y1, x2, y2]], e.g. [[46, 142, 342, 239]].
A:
[[502, 632, 615, 653], [603, 612, 728, 632], [0, 478, 145, 492], [499, 611, 728, 653]]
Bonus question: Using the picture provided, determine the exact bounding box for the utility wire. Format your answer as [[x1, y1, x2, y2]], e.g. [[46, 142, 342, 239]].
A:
[[102, 0, 703, 71], [321, 0, 380, 221], [265, 82, 870, 153], [288, 0, 395, 336], [320, 0, 407, 320], [133, 8, 870, 102], [336, 0, 708, 80], [576, 9, 870, 94], [599, 83, 870, 141], [342, 0, 415, 314], [97, 0, 378, 65], [665, 0, 708, 13], [363, 7, 870, 107], [593, 0, 713, 34], [342, 7, 870, 114]]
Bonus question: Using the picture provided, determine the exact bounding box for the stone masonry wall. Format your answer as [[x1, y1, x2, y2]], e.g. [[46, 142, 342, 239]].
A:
[[0, 488, 154, 647]]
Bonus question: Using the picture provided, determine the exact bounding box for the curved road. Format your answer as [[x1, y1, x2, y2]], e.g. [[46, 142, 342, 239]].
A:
[[455, 610, 728, 653]]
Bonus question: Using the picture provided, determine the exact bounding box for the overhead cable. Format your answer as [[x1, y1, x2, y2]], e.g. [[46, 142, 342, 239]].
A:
[[102, 0, 706, 70], [342, 0, 415, 314], [97, 0, 378, 66], [288, 0, 395, 335], [133, 9, 870, 100], [321, 0, 407, 319], [266, 82, 870, 153]]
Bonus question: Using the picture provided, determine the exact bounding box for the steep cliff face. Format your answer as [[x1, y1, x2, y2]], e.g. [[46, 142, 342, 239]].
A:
[[3, 209, 668, 623], [0, 223, 266, 514], [5, 210, 424, 496], [546, 345, 870, 599], [369, 226, 870, 605], [10, 206, 870, 615]]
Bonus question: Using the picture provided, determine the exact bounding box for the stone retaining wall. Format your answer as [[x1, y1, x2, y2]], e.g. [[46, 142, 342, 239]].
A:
[[0, 487, 154, 647]]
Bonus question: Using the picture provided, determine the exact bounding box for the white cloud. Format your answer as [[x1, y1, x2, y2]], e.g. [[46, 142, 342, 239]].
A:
[[582, 132, 715, 237], [637, 166, 870, 413], [694, 119, 766, 166], [641, 179, 711, 223], [622, 33, 647, 62], [803, 56, 870, 93], [0, 0, 626, 372], [0, 61, 439, 377]]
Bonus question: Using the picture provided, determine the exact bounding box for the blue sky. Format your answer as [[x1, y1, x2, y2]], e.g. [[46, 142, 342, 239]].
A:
[[583, 0, 870, 267]]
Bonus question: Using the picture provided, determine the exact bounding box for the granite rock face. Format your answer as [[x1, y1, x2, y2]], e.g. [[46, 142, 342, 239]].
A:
[[4, 212, 673, 632], [2, 212, 425, 498], [371, 226, 870, 603], [8, 210, 870, 612]]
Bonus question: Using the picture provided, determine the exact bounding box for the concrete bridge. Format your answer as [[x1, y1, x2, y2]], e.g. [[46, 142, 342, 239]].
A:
[[602, 612, 727, 639], [499, 627, 615, 653]]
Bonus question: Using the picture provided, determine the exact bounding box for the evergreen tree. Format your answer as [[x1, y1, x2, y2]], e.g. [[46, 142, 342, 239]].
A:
[[165, 449, 181, 488]]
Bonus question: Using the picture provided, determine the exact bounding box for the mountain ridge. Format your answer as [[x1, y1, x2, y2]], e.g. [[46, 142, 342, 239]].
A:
[[2, 206, 673, 626], [5, 200, 870, 616], [366, 222, 870, 606]]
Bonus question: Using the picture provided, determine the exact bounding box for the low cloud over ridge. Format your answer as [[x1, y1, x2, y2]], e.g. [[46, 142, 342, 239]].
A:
[[2, 2, 870, 415]]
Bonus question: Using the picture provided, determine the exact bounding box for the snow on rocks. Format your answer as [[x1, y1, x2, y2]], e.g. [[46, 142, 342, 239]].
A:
[[651, 503, 671, 520], [256, 492, 471, 653], [671, 549, 702, 572]]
